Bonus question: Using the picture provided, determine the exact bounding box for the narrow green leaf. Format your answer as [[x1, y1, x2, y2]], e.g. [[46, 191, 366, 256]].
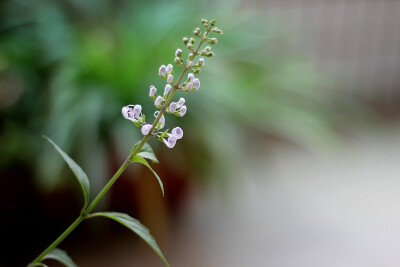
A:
[[43, 136, 90, 209], [137, 142, 159, 163], [87, 212, 170, 267], [132, 155, 164, 196], [28, 263, 48, 267], [43, 248, 77, 267]]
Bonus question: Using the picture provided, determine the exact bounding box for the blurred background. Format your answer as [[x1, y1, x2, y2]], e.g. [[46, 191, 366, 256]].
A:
[[1, 0, 400, 266]]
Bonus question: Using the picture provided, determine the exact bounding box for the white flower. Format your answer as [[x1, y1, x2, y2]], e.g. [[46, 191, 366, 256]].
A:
[[159, 65, 167, 76], [166, 64, 173, 73], [171, 127, 183, 139], [188, 73, 194, 82], [176, 97, 185, 108], [192, 78, 200, 90], [154, 96, 164, 108], [141, 124, 153, 135], [179, 105, 187, 116], [169, 102, 177, 113], [188, 61, 194, 67], [149, 85, 157, 97], [163, 135, 177, 148], [164, 84, 172, 96], [122, 105, 141, 122], [167, 74, 173, 84]]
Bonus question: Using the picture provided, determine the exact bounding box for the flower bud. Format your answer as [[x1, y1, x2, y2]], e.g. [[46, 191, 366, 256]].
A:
[[207, 38, 218, 45], [174, 57, 182, 64], [192, 68, 201, 74], [186, 43, 193, 50], [212, 27, 223, 34], [179, 105, 187, 116], [210, 19, 216, 26], [175, 49, 182, 57], [122, 105, 141, 122], [205, 52, 214, 57], [167, 74, 173, 84], [183, 37, 188, 45], [166, 64, 173, 73], [189, 38, 195, 45], [149, 85, 157, 98], [192, 78, 200, 90], [193, 27, 201, 36], [164, 84, 172, 96], [141, 124, 153, 135], [201, 18, 208, 27], [187, 61, 194, 67], [176, 97, 185, 108], [198, 58, 204, 65], [169, 102, 177, 113], [154, 96, 164, 108], [159, 65, 167, 76], [163, 135, 177, 148], [205, 46, 211, 52], [171, 127, 184, 139]]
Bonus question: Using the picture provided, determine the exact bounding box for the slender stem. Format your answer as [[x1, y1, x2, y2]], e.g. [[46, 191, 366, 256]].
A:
[[30, 216, 84, 265], [29, 25, 212, 266]]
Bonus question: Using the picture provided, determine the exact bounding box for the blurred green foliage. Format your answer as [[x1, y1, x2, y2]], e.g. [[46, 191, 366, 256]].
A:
[[0, 0, 335, 193]]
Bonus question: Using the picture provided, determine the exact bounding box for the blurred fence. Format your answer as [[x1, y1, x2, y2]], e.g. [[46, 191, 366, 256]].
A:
[[248, 0, 400, 102]]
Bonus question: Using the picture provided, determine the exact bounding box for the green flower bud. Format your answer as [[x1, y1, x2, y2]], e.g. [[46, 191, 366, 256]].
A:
[[192, 68, 201, 74], [189, 38, 195, 45], [210, 19, 216, 26], [212, 27, 223, 34], [201, 18, 208, 27], [183, 37, 188, 45], [205, 46, 212, 52], [205, 52, 214, 57], [193, 27, 201, 37], [207, 38, 218, 45]]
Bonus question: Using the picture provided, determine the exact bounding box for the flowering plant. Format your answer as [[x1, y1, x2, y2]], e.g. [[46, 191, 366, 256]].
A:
[[28, 18, 222, 267]]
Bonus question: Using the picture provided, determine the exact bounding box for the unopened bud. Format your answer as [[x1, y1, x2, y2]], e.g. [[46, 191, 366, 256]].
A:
[[164, 84, 172, 96], [205, 46, 211, 52], [212, 27, 223, 34], [192, 68, 201, 74], [187, 43, 193, 50], [171, 127, 184, 139], [174, 57, 182, 64], [187, 61, 194, 67], [149, 85, 157, 97], [207, 38, 218, 45], [189, 38, 195, 45], [205, 52, 214, 57], [175, 48, 182, 57], [193, 27, 201, 37], [199, 58, 205, 65], [179, 105, 187, 116], [166, 64, 173, 73], [188, 73, 194, 82], [210, 19, 216, 26], [158, 65, 167, 77], [167, 74, 173, 84], [183, 37, 188, 45], [185, 82, 193, 91]]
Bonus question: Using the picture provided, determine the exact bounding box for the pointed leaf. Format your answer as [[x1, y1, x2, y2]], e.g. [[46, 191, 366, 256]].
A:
[[87, 212, 170, 267], [43, 248, 77, 267], [43, 136, 90, 209], [137, 142, 159, 163], [132, 155, 164, 196]]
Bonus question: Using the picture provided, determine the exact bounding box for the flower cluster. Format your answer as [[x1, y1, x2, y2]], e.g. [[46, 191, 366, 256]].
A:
[[122, 19, 222, 148]]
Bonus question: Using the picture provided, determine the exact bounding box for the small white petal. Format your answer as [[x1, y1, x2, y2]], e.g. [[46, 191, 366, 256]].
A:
[[121, 106, 130, 119], [199, 58, 204, 65], [169, 102, 177, 113], [188, 73, 194, 82], [179, 105, 187, 116], [159, 65, 167, 76], [163, 135, 177, 148], [175, 49, 182, 57], [171, 127, 183, 139], [149, 85, 157, 97], [166, 64, 173, 73], [133, 105, 142, 118], [141, 124, 153, 135], [164, 84, 172, 95], [159, 114, 165, 129], [167, 74, 173, 84], [154, 96, 164, 107], [186, 82, 193, 91], [192, 78, 200, 90], [176, 97, 185, 108]]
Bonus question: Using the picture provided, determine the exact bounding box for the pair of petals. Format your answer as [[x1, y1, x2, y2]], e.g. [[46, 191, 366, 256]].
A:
[[122, 105, 142, 122]]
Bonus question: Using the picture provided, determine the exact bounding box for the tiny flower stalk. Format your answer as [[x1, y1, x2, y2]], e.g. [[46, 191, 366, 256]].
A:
[[29, 18, 221, 267]]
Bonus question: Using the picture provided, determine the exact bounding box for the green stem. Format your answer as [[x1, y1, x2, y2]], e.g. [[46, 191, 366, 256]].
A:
[[29, 25, 212, 266]]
